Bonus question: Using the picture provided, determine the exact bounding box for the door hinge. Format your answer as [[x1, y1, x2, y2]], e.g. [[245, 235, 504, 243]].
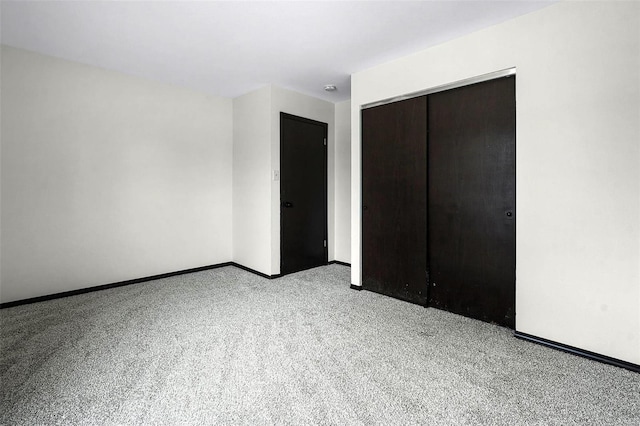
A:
[[323, 240, 327, 248], [323, 138, 327, 146]]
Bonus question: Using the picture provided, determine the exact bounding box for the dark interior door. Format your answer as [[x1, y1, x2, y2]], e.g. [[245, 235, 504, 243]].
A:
[[362, 96, 428, 305], [280, 113, 328, 275], [427, 76, 516, 328]]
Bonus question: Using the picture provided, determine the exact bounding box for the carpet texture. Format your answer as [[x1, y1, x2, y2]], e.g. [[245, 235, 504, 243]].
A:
[[1, 264, 638, 425]]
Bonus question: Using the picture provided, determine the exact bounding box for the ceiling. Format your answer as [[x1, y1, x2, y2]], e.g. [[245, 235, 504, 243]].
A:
[[1, 1, 555, 102]]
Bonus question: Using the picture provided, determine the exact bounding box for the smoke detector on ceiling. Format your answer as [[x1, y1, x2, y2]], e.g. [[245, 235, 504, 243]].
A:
[[324, 84, 337, 92]]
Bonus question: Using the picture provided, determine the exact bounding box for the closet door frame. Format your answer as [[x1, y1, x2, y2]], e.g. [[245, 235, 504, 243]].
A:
[[361, 68, 515, 110], [360, 68, 516, 325]]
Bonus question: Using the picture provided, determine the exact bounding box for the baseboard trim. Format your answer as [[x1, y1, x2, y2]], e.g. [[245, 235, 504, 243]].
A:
[[329, 260, 351, 267], [230, 262, 281, 280], [350, 284, 362, 291], [0, 262, 234, 309], [0, 261, 290, 309], [514, 331, 639, 373]]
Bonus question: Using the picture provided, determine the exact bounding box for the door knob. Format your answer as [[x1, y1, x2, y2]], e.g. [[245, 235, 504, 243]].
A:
[[505, 210, 513, 218], [283, 201, 293, 208]]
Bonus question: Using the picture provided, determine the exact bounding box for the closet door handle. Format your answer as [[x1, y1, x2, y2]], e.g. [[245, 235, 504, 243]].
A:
[[283, 201, 293, 208]]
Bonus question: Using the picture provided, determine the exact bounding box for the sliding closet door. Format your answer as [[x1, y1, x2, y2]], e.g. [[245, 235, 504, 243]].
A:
[[428, 76, 516, 328], [362, 96, 427, 305]]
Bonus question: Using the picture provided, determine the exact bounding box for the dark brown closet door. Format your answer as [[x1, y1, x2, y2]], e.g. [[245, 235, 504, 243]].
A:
[[362, 96, 427, 305], [428, 76, 516, 328]]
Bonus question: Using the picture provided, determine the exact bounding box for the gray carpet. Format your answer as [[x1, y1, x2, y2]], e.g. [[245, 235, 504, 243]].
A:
[[1, 264, 638, 425]]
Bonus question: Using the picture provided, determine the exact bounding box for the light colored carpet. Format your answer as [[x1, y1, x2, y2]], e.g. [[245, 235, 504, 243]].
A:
[[1, 264, 638, 425]]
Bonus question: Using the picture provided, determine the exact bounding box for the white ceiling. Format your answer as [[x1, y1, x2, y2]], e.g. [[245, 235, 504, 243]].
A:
[[1, 1, 555, 102]]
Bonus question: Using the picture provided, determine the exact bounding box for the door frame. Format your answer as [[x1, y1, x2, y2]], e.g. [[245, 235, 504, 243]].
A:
[[279, 112, 328, 275], [361, 68, 515, 110]]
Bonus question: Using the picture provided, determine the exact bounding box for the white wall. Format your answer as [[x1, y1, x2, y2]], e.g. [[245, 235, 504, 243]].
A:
[[0, 46, 233, 303], [232, 86, 273, 274], [351, 2, 640, 364], [1, 49, 342, 298], [334, 100, 351, 263]]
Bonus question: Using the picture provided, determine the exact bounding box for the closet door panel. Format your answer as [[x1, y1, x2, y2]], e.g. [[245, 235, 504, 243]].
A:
[[428, 76, 516, 327], [362, 96, 427, 305]]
